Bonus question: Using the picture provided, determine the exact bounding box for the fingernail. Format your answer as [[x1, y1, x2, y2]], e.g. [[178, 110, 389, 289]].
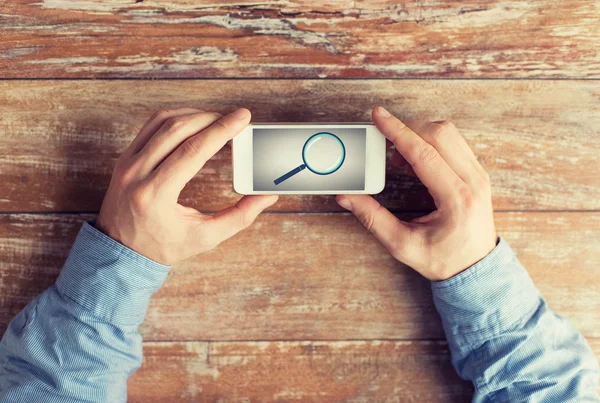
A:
[[232, 108, 250, 120], [336, 196, 352, 210], [376, 106, 391, 118]]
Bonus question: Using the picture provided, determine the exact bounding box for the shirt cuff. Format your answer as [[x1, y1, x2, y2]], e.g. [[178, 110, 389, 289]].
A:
[[431, 237, 542, 350], [56, 222, 171, 326]]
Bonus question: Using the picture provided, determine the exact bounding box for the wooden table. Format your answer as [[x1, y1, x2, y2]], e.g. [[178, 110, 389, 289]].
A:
[[1, 1, 599, 401]]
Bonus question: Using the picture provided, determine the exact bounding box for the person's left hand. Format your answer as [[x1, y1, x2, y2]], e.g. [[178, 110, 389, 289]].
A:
[[96, 108, 278, 265]]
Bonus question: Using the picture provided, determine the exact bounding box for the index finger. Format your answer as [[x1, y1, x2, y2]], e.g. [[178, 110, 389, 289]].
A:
[[373, 107, 464, 207], [125, 108, 203, 156], [152, 108, 251, 198]]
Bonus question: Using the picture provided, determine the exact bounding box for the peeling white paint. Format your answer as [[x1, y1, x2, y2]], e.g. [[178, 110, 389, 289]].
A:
[[185, 359, 220, 380], [182, 382, 202, 399], [125, 14, 340, 54], [273, 389, 310, 400], [116, 47, 238, 65], [3, 23, 118, 33], [26, 56, 106, 65], [41, 199, 56, 209], [184, 343, 220, 380], [551, 25, 590, 37], [67, 62, 228, 74], [0, 47, 39, 60], [556, 155, 580, 164], [35, 0, 133, 13], [365, 63, 438, 73], [439, 2, 534, 29]]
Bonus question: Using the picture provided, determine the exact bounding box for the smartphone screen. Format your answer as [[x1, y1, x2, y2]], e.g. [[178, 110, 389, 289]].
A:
[[252, 127, 366, 191]]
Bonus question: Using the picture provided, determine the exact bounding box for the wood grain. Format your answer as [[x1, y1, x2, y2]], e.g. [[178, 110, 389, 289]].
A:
[[128, 340, 474, 402], [128, 339, 600, 402], [1, 212, 598, 340], [2, 1, 598, 398], [1, 80, 598, 213], [1, 1, 599, 78]]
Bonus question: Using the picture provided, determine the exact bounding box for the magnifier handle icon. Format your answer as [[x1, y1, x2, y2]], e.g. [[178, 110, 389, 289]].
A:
[[274, 164, 306, 185]]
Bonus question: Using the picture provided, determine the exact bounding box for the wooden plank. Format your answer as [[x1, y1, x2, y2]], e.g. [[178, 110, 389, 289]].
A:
[[1, 1, 599, 78], [1, 212, 598, 340], [128, 340, 474, 402], [129, 339, 600, 402], [1, 80, 599, 212], [130, 339, 600, 402], [128, 339, 600, 402]]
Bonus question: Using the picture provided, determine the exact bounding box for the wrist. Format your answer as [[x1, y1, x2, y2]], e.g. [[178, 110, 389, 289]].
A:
[[444, 235, 498, 281], [95, 214, 171, 265]]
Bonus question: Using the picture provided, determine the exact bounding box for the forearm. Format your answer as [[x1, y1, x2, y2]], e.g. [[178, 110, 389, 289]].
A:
[[0, 222, 170, 403], [432, 238, 600, 402]]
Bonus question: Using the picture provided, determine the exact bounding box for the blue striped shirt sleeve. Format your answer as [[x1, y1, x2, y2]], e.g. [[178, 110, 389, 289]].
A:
[[2, 225, 599, 402], [0, 222, 170, 403], [432, 238, 600, 402]]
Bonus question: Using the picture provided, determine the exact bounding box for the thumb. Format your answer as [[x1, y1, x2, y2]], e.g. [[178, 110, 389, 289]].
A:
[[336, 194, 411, 259], [203, 195, 278, 245]]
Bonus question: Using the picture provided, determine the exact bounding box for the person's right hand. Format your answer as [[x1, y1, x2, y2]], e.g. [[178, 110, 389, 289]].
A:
[[336, 107, 497, 281]]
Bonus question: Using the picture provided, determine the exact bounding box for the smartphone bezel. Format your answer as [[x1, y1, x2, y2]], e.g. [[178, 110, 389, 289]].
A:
[[233, 123, 386, 195]]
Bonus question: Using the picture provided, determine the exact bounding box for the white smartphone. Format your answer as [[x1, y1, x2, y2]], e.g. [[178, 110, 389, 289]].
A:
[[233, 123, 386, 195]]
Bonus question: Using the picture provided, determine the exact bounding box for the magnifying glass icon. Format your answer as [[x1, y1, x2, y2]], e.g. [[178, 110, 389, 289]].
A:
[[274, 132, 346, 185]]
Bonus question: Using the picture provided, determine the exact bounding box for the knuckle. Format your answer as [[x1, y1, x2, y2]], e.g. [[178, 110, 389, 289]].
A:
[[164, 116, 187, 132], [414, 143, 440, 166], [130, 186, 154, 213], [438, 120, 456, 131], [117, 165, 137, 186], [456, 183, 474, 209], [180, 138, 201, 158], [151, 109, 171, 121], [361, 213, 376, 233], [360, 204, 381, 233], [235, 205, 254, 229], [213, 118, 228, 130], [201, 112, 223, 125], [429, 120, 455, 143]]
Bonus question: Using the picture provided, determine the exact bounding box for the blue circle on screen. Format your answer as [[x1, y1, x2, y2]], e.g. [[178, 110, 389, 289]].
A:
[[301, 132, 346, 175]]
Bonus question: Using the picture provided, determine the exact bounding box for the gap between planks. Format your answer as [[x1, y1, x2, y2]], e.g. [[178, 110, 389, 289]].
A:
[[2, 210, 600, 215], [139, 337, 600, 344], [1, 78, 600, 81]]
